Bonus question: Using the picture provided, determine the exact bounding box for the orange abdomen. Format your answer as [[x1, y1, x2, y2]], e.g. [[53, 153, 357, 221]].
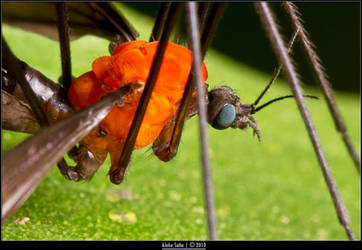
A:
[[68, 41, 208, 149]]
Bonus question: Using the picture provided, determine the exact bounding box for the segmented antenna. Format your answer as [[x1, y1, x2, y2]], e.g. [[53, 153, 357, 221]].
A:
[[253, 94, 318, 113], [251, 28, 319, 115]]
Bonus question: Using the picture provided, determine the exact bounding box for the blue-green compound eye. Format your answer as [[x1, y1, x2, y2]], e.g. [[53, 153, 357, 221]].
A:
[[212, 104, 236, 130]]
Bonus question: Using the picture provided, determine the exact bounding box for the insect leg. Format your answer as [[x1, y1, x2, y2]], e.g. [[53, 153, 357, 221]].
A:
[[253, 28, 300, 107], [55, 3, 84, 179], [110, 3, 182, 184], [186, 1, 217, 240], [2, 37, 74, 179], [2, 84, 137, 222], [283, 2, 360, 173], [198, 2, 212, 35], [89, 2, 140, 54], [2, 58, 73, 133], [88, 2, 139, 42], [65, 141, 107, 181], [2, 90, 40, 133], [56, 3, 72, 92], [152, 3, 226, 161], [2, 39, 49, 126], [152, 88, 205, 161], [254, 2, 356, 240], [2, 40, 108, 182], [149, 2, 171, 42], [56, 2, 143, 180]]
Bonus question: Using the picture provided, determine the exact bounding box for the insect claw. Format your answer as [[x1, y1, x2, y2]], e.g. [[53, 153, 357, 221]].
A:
[[109, 168, 126, 185]]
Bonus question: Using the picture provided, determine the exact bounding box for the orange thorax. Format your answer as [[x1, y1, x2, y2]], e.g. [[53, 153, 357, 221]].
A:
[[68, 41, 208, 149]]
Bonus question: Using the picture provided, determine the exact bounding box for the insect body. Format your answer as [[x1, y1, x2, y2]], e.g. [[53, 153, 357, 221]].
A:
[[67, 40, 270, 183], [2, 2, 358, 240], [67, 40, 208, 181], [2, 39, 266, 184], [3, 38, 309, 184]]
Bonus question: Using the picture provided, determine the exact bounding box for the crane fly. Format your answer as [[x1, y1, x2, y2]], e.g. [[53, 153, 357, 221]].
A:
[[1, 2, 359, 240]]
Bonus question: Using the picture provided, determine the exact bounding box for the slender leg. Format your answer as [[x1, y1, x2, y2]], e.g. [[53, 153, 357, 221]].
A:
[[253, 28, 300, 107], [283, 2, 360, 173], [88, 2, 138, 41], [2, 37, 75, 179], [2, 85, 137, 221], [186, 2, 218, 240], [149, 2, 171, 42], [254, 2, 356, 240], [153, 89, 203, 161], [152, 3, 226, 162], [198, 2, 211, 34], [55, 3, 85, 179], [110, 3, 183, 184], [56, 2, 72, 92]]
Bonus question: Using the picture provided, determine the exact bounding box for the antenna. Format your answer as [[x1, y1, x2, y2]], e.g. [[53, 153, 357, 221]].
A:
[[252, 94, 318, 113], [252, 28, 300, 107], [250, 28, 317, 114]]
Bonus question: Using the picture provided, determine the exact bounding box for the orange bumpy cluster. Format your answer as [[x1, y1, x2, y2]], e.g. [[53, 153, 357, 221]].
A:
[[68, 41, 208, 151]]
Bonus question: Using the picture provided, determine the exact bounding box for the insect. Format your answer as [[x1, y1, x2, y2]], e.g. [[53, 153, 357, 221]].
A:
[[2, 1, 360, 240], [65, 39, 309, 184]]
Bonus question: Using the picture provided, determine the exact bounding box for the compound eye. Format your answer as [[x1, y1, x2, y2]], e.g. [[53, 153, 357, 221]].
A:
[[211, 104, 236, 130]]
